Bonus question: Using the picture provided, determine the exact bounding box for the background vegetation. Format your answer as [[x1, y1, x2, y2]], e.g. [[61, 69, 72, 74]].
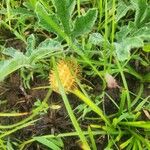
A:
[[0, 0, 150, 149]]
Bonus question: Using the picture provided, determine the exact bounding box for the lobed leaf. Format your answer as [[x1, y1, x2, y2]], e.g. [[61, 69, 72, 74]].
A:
[[116, 1, 132, 22], [72, 9, 98, 38], [0, 55, 29, 81], [131, 0, 150, 27], [29, 39, 62, 63], [51, 0, 75, 35], [35, 2, 62, 36], [132, 26, 150, 40], [88, 33, 104, 45], [2, 47, 23, 58], [115, 37, 143, 61]]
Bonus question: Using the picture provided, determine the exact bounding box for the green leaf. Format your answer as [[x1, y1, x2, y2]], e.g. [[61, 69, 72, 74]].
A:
[[0, 55, 29, 81], [116, 22, 135, 41], [135, 96, 150, 111], [131, 0, 150, 27], [116, 1, 132, 22], [35, 2, 62, 36], [120, 137, 133, 149], [11, 7, 34, 16], [123, 37, 144, 48], [88, 126, 97, 150], [126, 65, 143, 81], [72, 9, 97, 38], [88, 33, 104, 45], [67, 0, 76, 17], [115, 37, 143, 61], [7, 140, 15, 150], [29, 39, 62, 63], [2, 47, 22, 58], [132, 26, 150, 40], [88, 32, 110, 50], [109, 0, 150, 62], [143, 43, 150, 52], [48, 138, 64, 148], [37, 38, 62, 49], [34, 137, 63, 150], [52, 0, 75, 35], [23, 1, 36, 10], [25, 0, 37, 9], [119, 121, 150, 129], [26, 34, 36, 56]]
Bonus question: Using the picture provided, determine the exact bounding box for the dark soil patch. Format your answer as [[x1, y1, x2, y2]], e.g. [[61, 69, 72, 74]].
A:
[[0, 72, 112, 149]]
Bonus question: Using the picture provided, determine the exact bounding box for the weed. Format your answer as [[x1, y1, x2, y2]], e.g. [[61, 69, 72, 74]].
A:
[[0, 0, 149, 149]]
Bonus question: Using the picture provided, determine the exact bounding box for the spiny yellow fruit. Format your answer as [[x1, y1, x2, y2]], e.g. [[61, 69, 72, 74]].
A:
[[49, 59, 80, 93]]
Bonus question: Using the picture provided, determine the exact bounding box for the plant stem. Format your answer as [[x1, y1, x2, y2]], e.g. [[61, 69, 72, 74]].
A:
[[99, 0, 103, 24], [52, 57, 91, 150], [104, 0, 108, 72], [77, 0, 80, 16], [115, 58, 131, 112], [72, 89, 111, 126]]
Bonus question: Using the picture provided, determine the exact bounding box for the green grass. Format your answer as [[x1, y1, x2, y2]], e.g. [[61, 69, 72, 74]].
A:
[[0, 0, 150, 149]]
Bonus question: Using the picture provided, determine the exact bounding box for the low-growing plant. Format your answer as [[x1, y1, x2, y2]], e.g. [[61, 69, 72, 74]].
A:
[[0, 0, 149, 149], [0, 34, 63, 88]]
